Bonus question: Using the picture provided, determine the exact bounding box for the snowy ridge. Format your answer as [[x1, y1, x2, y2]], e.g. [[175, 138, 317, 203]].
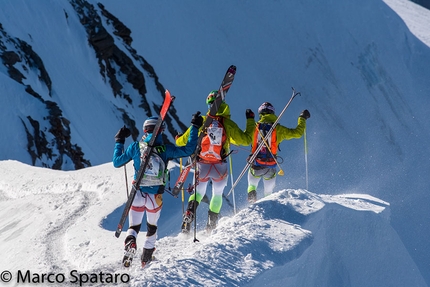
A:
[[1, 160, 424, 286], [384, 0, 430, 46]]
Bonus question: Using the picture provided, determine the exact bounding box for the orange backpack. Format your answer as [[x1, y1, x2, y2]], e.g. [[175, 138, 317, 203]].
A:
[[252, 123, 277, 167], [199, 116, 226, 163]]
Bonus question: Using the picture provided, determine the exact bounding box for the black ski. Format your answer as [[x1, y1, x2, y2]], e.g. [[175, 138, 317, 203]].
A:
[[172, 65, 236, 196], [226, 87, 301, 197], [115, 90, 175, 238]]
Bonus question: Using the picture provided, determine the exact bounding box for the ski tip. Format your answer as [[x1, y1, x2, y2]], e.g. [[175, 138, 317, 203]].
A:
[[291, 87, 301, 97], [165, 90, 176, 100], [228, 65, 237, 74]]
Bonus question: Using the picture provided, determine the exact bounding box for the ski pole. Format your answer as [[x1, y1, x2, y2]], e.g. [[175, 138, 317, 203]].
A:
[[255, 123, 284, 176], [228, 153, 237, 214], [180, 157, 184, 214], [227, 87, 300, 197], [304, 127, 309, 190], [193, 161, 199, 243], [123, 148, 129, 198]]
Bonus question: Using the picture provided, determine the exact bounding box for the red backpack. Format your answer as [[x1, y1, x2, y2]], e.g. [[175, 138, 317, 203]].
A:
[[199, 116, 226, 163]]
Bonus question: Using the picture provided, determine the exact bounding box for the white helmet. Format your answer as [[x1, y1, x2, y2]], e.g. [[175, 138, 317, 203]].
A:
[[143, 116, 166, 133]]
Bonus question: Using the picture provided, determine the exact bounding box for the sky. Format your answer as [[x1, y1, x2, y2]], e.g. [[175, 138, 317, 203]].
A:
[[0, 0, 430, 286]]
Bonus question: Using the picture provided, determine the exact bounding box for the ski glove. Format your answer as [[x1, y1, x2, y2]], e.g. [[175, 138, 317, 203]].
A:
[[191, 111, 203, 128], [246, 109, 255, 119], [175, 133, 183, 140], [115, 126, 131, 144], [299, 110, 311, 119]]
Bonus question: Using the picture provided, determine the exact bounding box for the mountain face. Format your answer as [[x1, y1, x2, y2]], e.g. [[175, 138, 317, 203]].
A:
[[0, 23, 89, 169], [0, 0, 184, 170]]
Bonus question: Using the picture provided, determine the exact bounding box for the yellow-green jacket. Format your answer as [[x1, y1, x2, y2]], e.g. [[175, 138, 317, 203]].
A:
[[176, 102, 254, 157], [257, 113, 306, 145]]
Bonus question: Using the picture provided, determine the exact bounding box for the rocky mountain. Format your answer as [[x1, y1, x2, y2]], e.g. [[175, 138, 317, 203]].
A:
[[0, 0, 185, 170]]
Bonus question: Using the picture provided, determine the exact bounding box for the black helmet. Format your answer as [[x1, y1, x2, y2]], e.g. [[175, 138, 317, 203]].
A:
[[258, 102, 275, 115]]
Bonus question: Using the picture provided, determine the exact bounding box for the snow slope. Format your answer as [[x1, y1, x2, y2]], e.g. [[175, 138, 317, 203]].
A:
[[0, 160, 425, 287]]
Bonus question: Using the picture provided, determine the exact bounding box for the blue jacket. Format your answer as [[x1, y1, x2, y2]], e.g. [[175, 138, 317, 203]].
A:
[[113, 126, 199, 194]]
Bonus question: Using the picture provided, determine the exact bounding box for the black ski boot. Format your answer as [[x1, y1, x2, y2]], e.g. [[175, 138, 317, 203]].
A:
[[141, 247, 155, 267], [122, 235, 137, 267], [248, 190, 257, 203], [205, 210, 219, 233], [181, 200, 199, 234]]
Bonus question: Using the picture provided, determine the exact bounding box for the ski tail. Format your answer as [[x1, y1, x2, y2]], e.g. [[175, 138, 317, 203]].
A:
[[219, 65, 236, 100], [172, 164, 192, 196], [160, 90, 174, 121], [172, 65, 236, 195], [115, 90, 175, 238], [211, 65, 236, 113], [226, 87, 301, 197]]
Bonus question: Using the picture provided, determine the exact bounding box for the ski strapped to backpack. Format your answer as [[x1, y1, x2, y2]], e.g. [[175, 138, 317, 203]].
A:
[[172, 65, 236, 196], [254, 123, 285, 175], [226, 87, 301, 197], [115, 90, 175, 238], [252, 122, 278, 167]]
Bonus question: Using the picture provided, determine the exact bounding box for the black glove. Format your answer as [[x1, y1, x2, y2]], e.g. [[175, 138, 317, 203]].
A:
[[175, 133, 183, 140], [191, 111, 203, 128], [299, 109, 311, 119], [115, 125, 131, 144], [246, 109, 255, 119]]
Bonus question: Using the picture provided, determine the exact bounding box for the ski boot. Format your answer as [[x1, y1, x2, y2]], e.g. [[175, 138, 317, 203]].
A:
[[122, 235, 137, 267], [141, 247, 155, 268], [181, 210, 194, 234], [247, 190, 257, 203], [205, 210, 219, 234], [181, 200, 199, 234]]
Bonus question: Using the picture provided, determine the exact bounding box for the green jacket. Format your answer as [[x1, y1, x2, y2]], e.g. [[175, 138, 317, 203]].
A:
[[176, 102, 253, 155], [257, 113, 306, 145]]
